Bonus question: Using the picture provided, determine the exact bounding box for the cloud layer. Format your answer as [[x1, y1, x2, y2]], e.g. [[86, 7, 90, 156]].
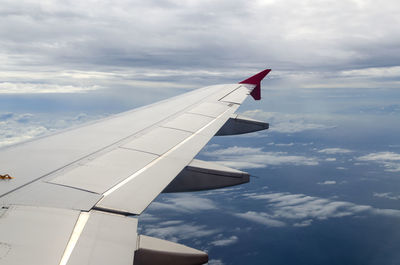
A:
[[237, 192, 400, 227], [202, 146, 319, 169], [1, 0, 400, 94], [357, 152, 400, 172], [242, 110, 335, 134], [0, 111, 103, 148]]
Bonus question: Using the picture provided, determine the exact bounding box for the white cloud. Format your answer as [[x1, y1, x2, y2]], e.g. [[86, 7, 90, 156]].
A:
[[357, 152, 400, 172], [148, 194, 217, 213], [358, 152, 400, 161], [318, 181, 337, 185], [202, 146, 318, 169], [137, 213, 160, 222], [373, 192, 400, 200], [0, 112, 49, 147], [0, 82, 99, 94], [211, 236, 239, 247], [293, 219, 313, 227], [242, 110, 334, 134], [208, 259, 225, 265], [0, 112, 104, 148], [318, 148, 353, 154], [238, 192, 400, 227], [234, 211, 286, 227], [143, 223, 219, 242], [325, 158, 337, 162], [274, 143, 294, 147]]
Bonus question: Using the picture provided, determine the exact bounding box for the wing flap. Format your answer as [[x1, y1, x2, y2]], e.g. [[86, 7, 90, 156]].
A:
[[162, 113, 214, 133], [48, 148, 158, 194], [219, 85, 251, 104], [187, 102, 230, 118], [0, 85, 229, 197], [67, 211, 138, 265], [96, 105, 237, 214], [0, 182, 102, 211], [0, 206, 80, 265], [122, 127, 191, 156]]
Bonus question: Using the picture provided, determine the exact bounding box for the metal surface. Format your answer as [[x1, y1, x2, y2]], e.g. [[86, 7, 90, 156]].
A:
[[122, 127, 192, 155], [216, 114, 269, 136], [0, 69, 272, 265], [0, 84, 224, 197], [96, 107, 237, 214], [162, 113, 214, 133], [219, 86, 251, 104], [188, 102, 229, 118], [0, 206, 79, 265], [0, 182, 102, 211], [49, 148, 158, 194], [134, 235, 208, 265], [163, 159, 250, 193], [67, 211, 138, 265]]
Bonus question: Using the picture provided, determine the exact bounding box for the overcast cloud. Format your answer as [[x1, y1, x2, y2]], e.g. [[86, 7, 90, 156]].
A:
[[1, 0, 400, 94]]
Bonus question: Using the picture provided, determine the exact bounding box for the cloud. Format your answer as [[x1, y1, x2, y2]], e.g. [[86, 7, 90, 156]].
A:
[[274, 143, 294, 147], [318, 148, 353, 154], [373, 192, 400, 200], [325, 158, 337, 162], [0, 112, 49, 147], [0, 0, 399, 98], [202, 146, 318, 169], [238, 192, 400, 227], [0, 82, 99, 94], [318, 180, 337, 185], [147, 194, 217, 213], [0, 112, 104, 148], [293, 219, 313, 227], [2, 0, 400, 71], [357, 152, 400, 172], [234, 211, 286, 227], [211, 236, 239, 247], [138, 213, 160, 222], [143, 223, 219, 242], [241, 110, 334, 134], [208, 259, 225, 265]]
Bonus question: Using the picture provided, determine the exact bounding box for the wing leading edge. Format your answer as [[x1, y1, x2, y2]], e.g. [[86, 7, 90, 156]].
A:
[[0, 69, 271, 265]]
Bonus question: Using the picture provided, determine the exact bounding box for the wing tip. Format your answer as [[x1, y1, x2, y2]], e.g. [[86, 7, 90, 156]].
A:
[[239, 69, 271, 100]]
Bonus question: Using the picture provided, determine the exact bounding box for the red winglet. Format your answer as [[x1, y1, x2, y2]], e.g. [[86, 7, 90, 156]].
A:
[[239, 69, 271, 100]]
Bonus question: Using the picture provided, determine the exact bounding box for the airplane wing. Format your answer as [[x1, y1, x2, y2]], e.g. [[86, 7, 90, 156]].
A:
[[0, 69, 271, 265]]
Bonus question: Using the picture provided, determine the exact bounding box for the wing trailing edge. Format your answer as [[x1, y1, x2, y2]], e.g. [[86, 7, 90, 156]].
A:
[[239, 69, 271, 100]]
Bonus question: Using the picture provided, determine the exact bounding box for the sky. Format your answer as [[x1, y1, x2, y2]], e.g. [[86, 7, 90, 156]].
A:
[[1, 1, 400, 264]]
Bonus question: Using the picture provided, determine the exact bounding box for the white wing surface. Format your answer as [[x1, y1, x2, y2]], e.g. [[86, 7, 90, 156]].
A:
[[0, 69, 271, 265]]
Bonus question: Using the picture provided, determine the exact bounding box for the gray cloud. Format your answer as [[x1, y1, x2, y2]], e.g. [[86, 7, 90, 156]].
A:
[[1, 0, 400, 95]]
